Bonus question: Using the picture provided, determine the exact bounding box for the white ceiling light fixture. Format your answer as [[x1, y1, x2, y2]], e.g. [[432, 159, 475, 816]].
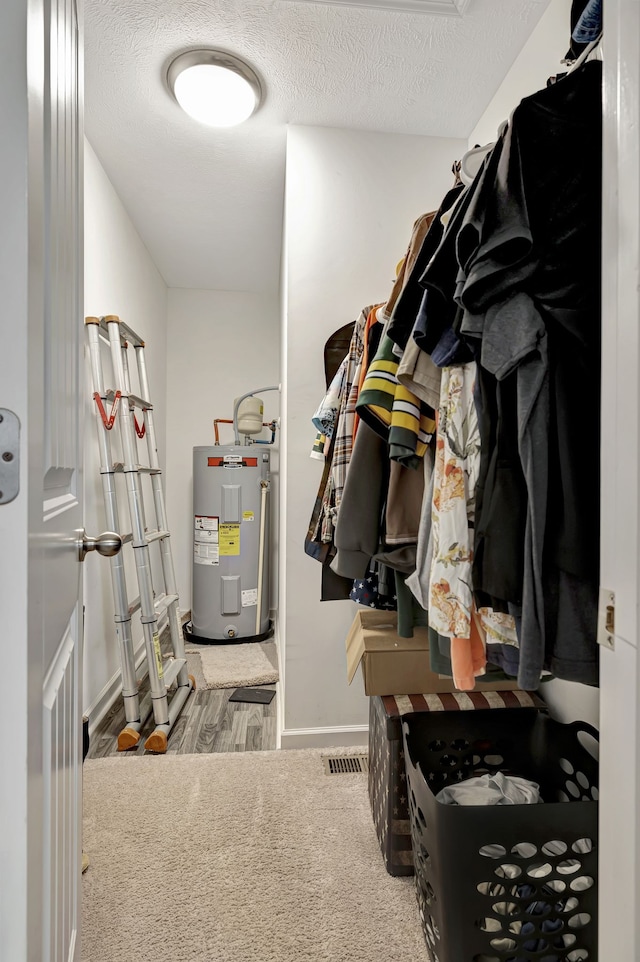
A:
[[167, 50, 262, 128]]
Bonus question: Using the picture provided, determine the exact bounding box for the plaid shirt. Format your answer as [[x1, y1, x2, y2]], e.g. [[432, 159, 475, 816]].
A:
[[328, 308, 370, 517], [310, 308, 371, 544]]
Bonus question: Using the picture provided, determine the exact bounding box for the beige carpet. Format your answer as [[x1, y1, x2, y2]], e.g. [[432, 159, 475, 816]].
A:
[[82, 750, 426, 962], [184, 640, 279, 689]]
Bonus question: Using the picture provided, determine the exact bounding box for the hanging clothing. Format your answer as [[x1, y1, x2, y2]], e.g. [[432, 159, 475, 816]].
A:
[[429, 627, 453, 676], [387, 183, 465, 351], [405, 445, 436, 611], [305, 316, 361, 601], [449, 612, 488, 692], [352, 305, 385, 444], [427, 364, 480, 641], [356, 332, 436, 469], [567, 0, 598, 58], [385, 459, 425, 546], [308, 308, 371, 548], [573, 0, 602, 43], [311, 359, 347, 438], [310, 432, 328, 461], [307, 64, 601, 688], [331, 419, 425, 584], [350, 562, 397, 611], [324, 321, 357, 388], [416, 150, 500, 359], [330, 309, 371, 513], [396, 336, 442, 410], [426, 364, 519, 689], [331, 419, 387, 580], [394, 570, 429, 638], [381, 211, 437, 324], [454, 61, 602, 688]]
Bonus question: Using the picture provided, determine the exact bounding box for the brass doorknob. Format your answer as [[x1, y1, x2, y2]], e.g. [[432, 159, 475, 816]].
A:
[[77, 530, 122, 562]]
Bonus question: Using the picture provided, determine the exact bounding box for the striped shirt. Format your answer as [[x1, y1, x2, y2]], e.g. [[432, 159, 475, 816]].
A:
[[357, 332, 436, 469]]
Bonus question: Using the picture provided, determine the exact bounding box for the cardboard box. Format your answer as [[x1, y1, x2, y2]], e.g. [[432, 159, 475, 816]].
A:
[[346, 609, 520, 696]]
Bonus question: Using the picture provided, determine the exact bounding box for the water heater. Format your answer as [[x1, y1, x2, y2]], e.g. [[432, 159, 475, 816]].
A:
[[190, 444, 270, 642]]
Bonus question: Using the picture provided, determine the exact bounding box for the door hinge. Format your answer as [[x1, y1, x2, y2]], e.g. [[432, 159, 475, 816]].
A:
[[597, 587, 615, 650], [0, 409, 20, 505]]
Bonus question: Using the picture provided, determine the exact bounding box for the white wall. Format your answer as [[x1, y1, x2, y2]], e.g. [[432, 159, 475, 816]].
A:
[[83, 139, 168, 720], [469, 0, 572, 147], [281, 125, 467, 743], [165, 289, 280, 614], [468, 0, 599, 730]]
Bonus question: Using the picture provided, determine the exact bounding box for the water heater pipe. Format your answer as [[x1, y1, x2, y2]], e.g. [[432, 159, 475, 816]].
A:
[[233, 385, 280, 444], [214, 418, 276, 445], [255, 480, 270, 635]]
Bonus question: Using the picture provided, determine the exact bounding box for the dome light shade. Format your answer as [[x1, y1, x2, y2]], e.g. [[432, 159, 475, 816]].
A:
[[167, 50, 262, 128]]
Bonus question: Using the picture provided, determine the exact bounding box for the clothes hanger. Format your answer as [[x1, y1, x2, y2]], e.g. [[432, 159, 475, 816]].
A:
[[567, 33, 603, 72], [460, 144, 492, 186], [458, 121, 508, 188]]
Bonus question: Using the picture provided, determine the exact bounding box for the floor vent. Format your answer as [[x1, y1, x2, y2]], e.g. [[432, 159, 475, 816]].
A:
[[322, 753, 369, 775]]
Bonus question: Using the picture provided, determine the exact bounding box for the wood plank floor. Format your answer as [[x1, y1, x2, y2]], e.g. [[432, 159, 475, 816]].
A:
[[87, 616, 278, 758], [88, 684, 278, 758]]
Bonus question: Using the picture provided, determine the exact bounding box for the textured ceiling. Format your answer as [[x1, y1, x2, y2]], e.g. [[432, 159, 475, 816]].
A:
[[84, 0, 550, 294]]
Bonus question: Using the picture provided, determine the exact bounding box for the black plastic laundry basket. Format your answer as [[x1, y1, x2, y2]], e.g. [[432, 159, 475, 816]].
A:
[[401, 709, 599, 962]]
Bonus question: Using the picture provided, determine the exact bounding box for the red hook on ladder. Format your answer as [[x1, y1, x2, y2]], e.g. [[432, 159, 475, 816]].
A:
[[93, 391, 121, 430], [134, 416, 146, 439], [93, 391, 146, 438]]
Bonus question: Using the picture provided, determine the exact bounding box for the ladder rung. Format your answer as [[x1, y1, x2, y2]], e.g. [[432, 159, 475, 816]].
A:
[[162, 657, 186, 689], [118, 319, 145, 349], [99, 316, 145, 349], [128, 393, 152, 411], [120, 529, 169, 544], [112, 462, 161, 475], [146, 529, 170, 544], [154, 592, 177, 611], [127, 592, 178, 617], [106, 389, 153, 411]]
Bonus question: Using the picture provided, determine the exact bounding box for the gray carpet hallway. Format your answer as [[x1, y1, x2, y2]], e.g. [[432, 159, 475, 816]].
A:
[[82, 750, 427, 962]]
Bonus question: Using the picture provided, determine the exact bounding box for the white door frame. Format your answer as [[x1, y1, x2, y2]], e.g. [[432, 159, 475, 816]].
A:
[[599, 0, 640, 955]]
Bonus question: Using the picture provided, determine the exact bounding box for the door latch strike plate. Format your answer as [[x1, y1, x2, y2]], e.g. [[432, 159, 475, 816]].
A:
[[0, 409, 20, 505], [597, 587, 615, 650]]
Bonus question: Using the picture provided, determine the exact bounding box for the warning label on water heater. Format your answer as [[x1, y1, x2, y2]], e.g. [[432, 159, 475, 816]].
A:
[[242, 588, 258, 608], [194, 543, 219, 565], [194, 515, 220, 565], [195, 515, 219, 532], [219, 523, 241, 556]]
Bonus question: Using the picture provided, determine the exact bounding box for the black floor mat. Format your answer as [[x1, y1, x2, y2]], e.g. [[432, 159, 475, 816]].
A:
[[228, 687, 277, 705]]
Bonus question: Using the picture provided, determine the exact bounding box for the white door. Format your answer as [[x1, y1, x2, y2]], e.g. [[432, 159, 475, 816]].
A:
[[0, 0, 86, 959]]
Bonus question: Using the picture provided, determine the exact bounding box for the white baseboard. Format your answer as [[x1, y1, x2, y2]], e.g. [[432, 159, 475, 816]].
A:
[[279, 725, 369, 750], [270, 611, 284, 749]]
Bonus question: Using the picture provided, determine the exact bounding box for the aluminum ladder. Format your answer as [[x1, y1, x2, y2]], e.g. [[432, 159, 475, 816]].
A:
[[85, 314, 194, 752]]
